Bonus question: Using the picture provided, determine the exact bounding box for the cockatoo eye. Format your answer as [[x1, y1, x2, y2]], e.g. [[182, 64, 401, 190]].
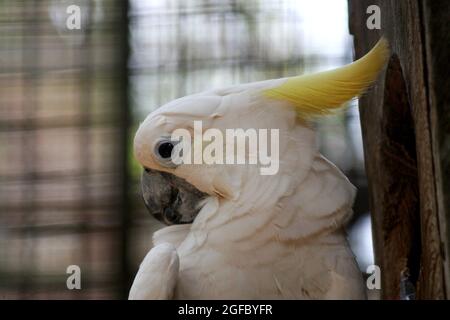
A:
[[153, 139, 177, 168], [158, 142, 174, 159]]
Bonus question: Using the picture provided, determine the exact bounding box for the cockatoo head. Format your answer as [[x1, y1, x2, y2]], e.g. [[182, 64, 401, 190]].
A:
[[134, 39, 389, 226], [133, 79, 294, 224]]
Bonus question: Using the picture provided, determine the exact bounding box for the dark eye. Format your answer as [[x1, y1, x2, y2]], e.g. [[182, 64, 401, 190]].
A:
[[157, 142, 174, 159]]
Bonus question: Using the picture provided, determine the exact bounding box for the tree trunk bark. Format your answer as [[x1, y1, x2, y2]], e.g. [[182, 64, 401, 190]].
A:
[[348, 0, 450, 299]]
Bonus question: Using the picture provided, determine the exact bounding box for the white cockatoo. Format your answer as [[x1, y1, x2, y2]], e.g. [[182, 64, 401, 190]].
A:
[[129, 39, 389, 299]]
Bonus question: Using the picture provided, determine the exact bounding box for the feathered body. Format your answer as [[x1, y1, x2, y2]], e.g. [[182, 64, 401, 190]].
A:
[[130, 39, 389, 299]]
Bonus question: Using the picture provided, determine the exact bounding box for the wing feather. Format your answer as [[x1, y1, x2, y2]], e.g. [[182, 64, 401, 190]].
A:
[[128, 243, 179, 300]]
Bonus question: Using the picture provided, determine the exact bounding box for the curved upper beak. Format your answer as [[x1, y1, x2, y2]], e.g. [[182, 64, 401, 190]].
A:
[[141, 168, 208, 225]]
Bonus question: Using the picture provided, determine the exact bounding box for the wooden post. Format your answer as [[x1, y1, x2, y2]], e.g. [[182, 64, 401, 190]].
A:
[[348, 0, 450, 299]]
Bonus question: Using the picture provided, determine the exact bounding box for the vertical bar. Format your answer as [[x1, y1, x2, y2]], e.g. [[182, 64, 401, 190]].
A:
[[19, 0, 39, 298], [78, 1, 93, 298], [117, 0, 131, 299]]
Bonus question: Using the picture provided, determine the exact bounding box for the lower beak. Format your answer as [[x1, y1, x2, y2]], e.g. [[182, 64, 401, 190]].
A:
[[141, 168, 208, 225]]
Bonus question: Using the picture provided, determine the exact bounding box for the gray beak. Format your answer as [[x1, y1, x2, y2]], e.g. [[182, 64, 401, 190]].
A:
[[141, 168, 209, 225]]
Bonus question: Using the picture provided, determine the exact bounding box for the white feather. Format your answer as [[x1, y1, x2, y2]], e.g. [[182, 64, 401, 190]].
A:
[[128, 243, 179, 300]]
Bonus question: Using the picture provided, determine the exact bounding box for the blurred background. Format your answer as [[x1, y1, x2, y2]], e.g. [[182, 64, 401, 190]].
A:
[[0, 0, 373, 299]]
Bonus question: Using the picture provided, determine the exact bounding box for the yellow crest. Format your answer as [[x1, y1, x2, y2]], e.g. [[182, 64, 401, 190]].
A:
[[263, 38, 390, 119]]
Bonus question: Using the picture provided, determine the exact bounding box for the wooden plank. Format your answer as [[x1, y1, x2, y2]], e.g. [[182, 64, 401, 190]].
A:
[[348, 0, 447, 299], [421, 0, 450, 296]]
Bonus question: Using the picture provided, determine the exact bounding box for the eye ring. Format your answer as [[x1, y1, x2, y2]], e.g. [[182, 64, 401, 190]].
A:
[[153, 138, 178, 168]]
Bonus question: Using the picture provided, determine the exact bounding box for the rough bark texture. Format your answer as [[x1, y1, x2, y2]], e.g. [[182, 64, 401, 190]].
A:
[[348, 0, 449, 299]]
